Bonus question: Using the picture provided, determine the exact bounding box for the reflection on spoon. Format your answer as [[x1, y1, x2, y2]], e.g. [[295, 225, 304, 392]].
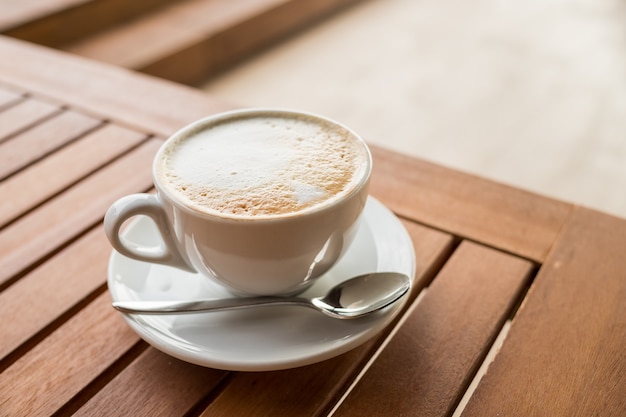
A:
[[112, 272, 411, 319]]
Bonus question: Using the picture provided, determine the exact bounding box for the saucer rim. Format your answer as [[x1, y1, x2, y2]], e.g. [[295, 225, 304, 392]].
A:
[[107, 196, 416, 371]]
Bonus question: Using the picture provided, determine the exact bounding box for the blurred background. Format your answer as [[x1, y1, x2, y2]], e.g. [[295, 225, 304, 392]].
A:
[[3, 0, 625, 218], [202, 0, 626, 219]]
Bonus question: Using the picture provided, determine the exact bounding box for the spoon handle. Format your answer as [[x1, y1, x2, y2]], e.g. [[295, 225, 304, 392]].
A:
[[112, 296, 299, 314]]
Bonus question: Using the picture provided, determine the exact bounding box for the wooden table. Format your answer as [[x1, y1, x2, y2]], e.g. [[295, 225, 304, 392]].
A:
[[0, 35, 624, 417]]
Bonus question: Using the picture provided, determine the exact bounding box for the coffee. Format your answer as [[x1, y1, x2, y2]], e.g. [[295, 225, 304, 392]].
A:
[[156, 111, 369, 218]]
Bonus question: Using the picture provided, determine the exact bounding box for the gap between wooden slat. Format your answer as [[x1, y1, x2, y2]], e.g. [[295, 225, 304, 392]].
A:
[[0, 292, 141, 416], [451, 265, 540, 417], [0, 194, 153, 371], [0, 109, 105, 181], [327, 288, 430, 417], [451, 320, 512, 417], [0, 97, 63, 144], [0, 278, 109, 373], [328, 241, 535, 417], [0, 181, 155, 295], [8, 82, 163, 138], [51, 340, 150, 417], [447, 262, 539, 417], [395, 212, 542, 265], [173, 371, 236, 417], [322, 237, 463, 417], [448, 263, 539, 417], [319, 238, 461, 417], [0, 140, 161, 292], [459, 207, 626, 416], [0, 124, 151, 228]]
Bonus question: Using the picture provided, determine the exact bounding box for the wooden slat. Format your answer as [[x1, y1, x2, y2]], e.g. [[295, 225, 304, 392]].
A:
[[0, 0, 88, 30], [369, 146, 572, 263], [0, 123, 145, 227], [63, 0, 362, 85], [0, 226, 112, 361], [64, 0, 299, 67], [0, 108, 102, 180], [461, 207, 626, 416], [0, 138, 160, 287], [0, 35, 232, 135], [74, 349, 227, 417], [3, 0, 176, 47], [0, 292, 139, 417], [196, 221, 454, 417], [333, 241, 533, 417], [0, 96, 60, 142]]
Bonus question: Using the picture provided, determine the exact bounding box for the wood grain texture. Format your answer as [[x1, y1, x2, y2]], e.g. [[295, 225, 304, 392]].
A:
[[333, 241, 533, 417], [461, 207, 626, 417], [0, 107, 102, 180], [197, 221, 454, 417], [0, 96, 60, 142], [0, 292, 139, 417], [0, 138, 159, 287], [369, 145, 572, 263], [0, 122, 144, 227], [0, 36, 232, 135], [0, 226, 112, 362], [74, 348, 227, 417]]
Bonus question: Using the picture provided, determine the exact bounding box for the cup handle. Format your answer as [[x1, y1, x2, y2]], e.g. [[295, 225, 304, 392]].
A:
[[104, 193, 195, 272]]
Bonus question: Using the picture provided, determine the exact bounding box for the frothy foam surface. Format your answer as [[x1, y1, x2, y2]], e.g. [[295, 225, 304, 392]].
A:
[[156, 113, 368, 217]]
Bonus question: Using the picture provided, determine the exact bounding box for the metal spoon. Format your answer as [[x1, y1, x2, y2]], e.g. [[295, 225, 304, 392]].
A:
[[112, 272, 410, 319]]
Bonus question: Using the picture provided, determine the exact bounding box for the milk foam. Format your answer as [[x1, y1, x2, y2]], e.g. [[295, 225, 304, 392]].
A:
[[156, 113, 367, 217]]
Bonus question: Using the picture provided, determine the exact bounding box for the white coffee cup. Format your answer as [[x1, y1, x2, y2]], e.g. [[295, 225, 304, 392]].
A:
[[104, 108, 372, 295]]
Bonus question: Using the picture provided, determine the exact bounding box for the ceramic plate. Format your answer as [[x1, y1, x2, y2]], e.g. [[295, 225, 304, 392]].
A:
[[108, 196, 415, 371]]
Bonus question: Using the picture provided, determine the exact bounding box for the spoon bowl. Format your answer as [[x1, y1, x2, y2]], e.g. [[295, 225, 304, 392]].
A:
[[112, 272, 411, 319]]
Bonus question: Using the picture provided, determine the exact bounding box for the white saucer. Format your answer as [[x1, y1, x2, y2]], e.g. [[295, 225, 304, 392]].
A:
[[108, 197, 415, 371]]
